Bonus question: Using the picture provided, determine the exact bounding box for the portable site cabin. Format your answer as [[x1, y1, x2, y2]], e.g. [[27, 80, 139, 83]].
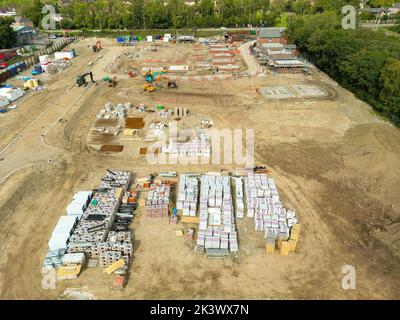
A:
[[167, 65, 189, 73], [177, 35, 195, 43]]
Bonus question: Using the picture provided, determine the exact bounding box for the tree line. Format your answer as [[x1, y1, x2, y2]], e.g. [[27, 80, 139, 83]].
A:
[[286, 12, 400, 123], [0, 17, 16, 50], [19, 0, 387, 30]]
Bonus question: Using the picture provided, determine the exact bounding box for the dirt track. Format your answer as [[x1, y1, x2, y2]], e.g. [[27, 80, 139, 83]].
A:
[[0, 38, 399, 299]]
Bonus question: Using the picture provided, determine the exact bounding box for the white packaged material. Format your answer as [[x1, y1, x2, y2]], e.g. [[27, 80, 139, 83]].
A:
[[54, 51, 75, 60], [66, 202, 85, 215], [0, 87, 24, 102], [62, 252, 86, 265], [73, 191, 92, 200], [52, 215, 78, 237], [48, 234, 70, 251], [39, 55, 50, 63], [0, 95, 9, 107]]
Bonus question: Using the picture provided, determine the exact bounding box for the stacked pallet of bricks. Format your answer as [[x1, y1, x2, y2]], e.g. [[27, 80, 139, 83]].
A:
[[162, 129, 211, 157], [145, 183, 170, 218], [176, 174, 198, 216], [66, 170, 133, 267], [195, 174, 238, 253], [162, 138, 211, 157], [243, 173, 299, 255], [233, 177, 244, 219], [98, 231, 133, 267]]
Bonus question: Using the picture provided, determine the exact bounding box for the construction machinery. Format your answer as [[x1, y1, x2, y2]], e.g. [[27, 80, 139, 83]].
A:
[[142, 83, 156, 92], [103, 76, 117, 88], [142, 71, 176, 91], [254, 166, 269, 174], [31, 64, 42, 76], [128, 71, 136, 78], [155, 75, 177, 89], [76, 71, 95, 87], [92, 40, 102, 53], [144, 71, 154, 83]]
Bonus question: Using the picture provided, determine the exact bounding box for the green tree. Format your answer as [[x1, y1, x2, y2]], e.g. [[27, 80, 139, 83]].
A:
[[132, 0, 145, 29], [380, 59, 400, 120], [286, 12, 400, 124], [0, 17, 16, 49], [339, 49, 391, 102], [292, 0, 312, 15], [368, 0, 396, 8], [22, 0, 43, 28]]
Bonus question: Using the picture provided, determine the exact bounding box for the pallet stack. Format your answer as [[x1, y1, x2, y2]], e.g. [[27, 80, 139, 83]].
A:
[[162, 138, 211, 157], [195, 174, 238, 254], [65, 170, 133, 267], [243, 173, 299, 255], [145, 183, 170, 218], [233, 177, 244, 219], [177, 174, 199, 217]]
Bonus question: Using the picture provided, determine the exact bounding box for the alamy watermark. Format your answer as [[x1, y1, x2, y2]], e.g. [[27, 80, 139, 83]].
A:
[[41, 267, 57, 290], [145, 121, 254, 167], [341, 5, 357, 30], [341, 1, 370, 30], [341, 265, 356, 290], [41, 5, 57, 30]]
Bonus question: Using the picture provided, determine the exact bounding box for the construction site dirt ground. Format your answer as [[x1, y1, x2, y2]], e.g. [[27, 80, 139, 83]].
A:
[[0, 38, 400, 299]]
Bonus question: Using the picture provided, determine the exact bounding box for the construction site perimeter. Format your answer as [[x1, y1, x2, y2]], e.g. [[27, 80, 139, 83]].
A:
[[0, 37, 400, 300]]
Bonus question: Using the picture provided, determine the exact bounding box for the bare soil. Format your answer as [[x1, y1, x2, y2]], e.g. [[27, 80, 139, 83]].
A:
[[0, 38, 399, 299]]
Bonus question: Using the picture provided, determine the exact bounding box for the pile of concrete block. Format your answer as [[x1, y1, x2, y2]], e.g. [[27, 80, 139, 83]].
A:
[[162, 128, 211, 157], [44, 170, 132, 272], [177, 174, 199, 216], [233, 177, 244, 219], [64, 170, 133, 268], [146, 183, 171, 218], [195, 174, 238, 253], [243, 173, 298, 243], [162, 138, 211, 157]]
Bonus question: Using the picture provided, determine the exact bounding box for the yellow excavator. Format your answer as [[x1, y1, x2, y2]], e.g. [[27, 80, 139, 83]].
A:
[[155, 75, 177, 89], [142, 71, 156, 92], [143, 83, 156, 92]]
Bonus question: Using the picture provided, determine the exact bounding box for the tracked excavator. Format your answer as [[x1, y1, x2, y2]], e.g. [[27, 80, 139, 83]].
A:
[[76, 71, 96, 87], [155, 74, 177, 89], [142, 72, 156, 92], [92, 40, 102, 53]]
